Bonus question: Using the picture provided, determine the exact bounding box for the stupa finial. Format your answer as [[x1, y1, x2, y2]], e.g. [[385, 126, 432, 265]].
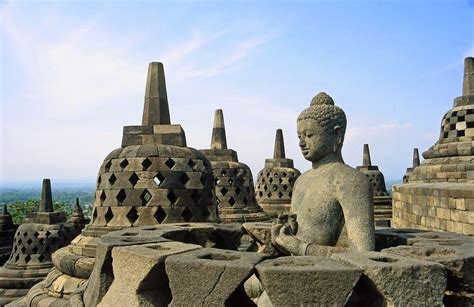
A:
[[363, 144, 372, 167], [142, 62, 171, 126], [273, 129, 286, 159], [463, 57, 474, 96], [40, 179, 54, 213], [412, 148, 420, 168], [210, 109, 227, 150]]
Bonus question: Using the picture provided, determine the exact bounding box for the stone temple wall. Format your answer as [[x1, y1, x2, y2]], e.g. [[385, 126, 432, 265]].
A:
[[392, 183, 474, 236]]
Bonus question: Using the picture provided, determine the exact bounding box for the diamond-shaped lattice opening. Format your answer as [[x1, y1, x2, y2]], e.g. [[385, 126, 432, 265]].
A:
[[45, 231, 51, 238], [32, 246, 38, 254], [220, 187, 228, 196], [33, 232, 39, 238], [228, 196, 236, 206], [97, 175, 102, 186], [282, 172, 287, 177], [116, 189, 127, 205], [289, 192, 293, 197], [181, 207, 193, 222], [269, 178, 273, 183], [92, 208, 98, 221], [105, 207, 114, 224], [191, 190, 201, 204], [266, 172, 270, 177], [108, 174, 117, 185], [243, 198, 248, 205], [242, 169, 247, 175], [129, 173, 139, 187], [127, 207, 139, 224], [38, 254, 45, 262], [15, 254, 20, 262], [283, 184, 288, 191], [202, 207, 211, 218], [23, 232, 28, 237], [21, 246, 26, 253], [167, 190, 178, 205], [39, 238, 45, 245], [267, 192, 272, 197], [228, 178, 233, 185], [278, 192, 283, 198], [221, 170, 227, 176], [120, 159, 129, 170], [104, 160, 112, 172], [142, 158, 152, 170], [288, 178, 293, 183], [264, 185, 268, 191], [165, 158, 175, 169], [154, 206, 167, 224], [279, 178, 283, 184], [100, 191, 106, 205], [140, 190, 152, 206], [188, 159, 196, 169], [26, 238, 33, 245], [235, 187, 241, 195], [273, 185, 278, 191], [25, 255, 31, 263], [154, 172, 165, 186], [179, 173, 190, 185], [259, 192, 263, 197]]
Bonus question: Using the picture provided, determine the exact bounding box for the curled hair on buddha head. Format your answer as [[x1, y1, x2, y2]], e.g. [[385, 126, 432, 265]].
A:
[[297, 92, 347, 135]]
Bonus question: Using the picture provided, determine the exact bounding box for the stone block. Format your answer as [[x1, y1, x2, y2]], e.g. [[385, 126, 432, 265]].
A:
[[333, 251, 446, 306], [99, 242, 201, 307], [256, 256, 362, 306], [165, 248, 265, 306]]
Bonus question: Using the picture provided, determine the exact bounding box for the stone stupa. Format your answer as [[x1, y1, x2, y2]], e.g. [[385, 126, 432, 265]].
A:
[[402, 148, 420, 183], [0, 205, 15, 266], [255, 129, 301, 216], [356, 144, 392, 227], [0, 179, 77, 305], [69, 197, 89, 232], [201, 109, 268, 222], [393, 57, 474, 235], [70, 62, 219, 257]]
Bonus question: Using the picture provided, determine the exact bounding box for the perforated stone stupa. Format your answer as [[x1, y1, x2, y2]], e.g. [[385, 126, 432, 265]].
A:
[[0, 205, 15, 266], [356, 144, 392, 226], [0, 179, 77, 305], [255, 129, 301, 216], [393, 57, 474, 235], [72, 62, 219, 257], [201, 109, 268, 222], [402, 148, 420, 183]]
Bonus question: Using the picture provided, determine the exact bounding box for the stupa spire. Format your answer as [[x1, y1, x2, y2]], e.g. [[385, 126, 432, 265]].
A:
[[273, 129, 286, 159], [210, 109, 227, 150], [412, 148, 420, 168], [40, 179, 53, 213], [142, 62, 171, 126], [463, 57, 474, 96], [363, 144, 372, 167]]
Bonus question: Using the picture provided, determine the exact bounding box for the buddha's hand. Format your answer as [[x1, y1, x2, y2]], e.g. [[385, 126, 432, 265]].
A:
[[271, 220, 306, 256]]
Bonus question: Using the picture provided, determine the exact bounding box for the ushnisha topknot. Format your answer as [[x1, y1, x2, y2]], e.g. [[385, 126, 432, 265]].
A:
[[297, 92, 347, 134]]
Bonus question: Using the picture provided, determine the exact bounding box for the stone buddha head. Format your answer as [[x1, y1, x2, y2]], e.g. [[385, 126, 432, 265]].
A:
[[297, 92, 347, 164]]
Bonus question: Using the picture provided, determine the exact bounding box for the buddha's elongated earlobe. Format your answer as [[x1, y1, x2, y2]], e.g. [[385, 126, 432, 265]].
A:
[[333, 125, 341, 152]]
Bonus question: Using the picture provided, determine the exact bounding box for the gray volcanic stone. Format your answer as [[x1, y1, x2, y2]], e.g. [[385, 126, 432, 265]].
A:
[[332, 251, 446, 306], [99, 242, 201, 307], [255, 256, 362, 306], [165, 248, 266, 306]]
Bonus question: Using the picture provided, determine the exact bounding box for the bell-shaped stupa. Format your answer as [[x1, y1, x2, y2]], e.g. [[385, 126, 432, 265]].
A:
[[393, 57, 474, 235], [71, 62, 219, 257], [402, 148, 420, 183], [255, 129, 301, 216], [69, 197, 89, 231], [0, 179, 78, 305], [201, 109, 268, 222], [356, 144, 392, 226], [0, 205, 15, 266]]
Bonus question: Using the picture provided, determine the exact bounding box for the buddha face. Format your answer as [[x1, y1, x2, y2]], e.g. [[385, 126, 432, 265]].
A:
[[297, 119, 337, 162]]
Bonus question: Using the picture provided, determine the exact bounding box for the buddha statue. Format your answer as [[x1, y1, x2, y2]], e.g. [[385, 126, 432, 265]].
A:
[[271, 92, 375, 255]]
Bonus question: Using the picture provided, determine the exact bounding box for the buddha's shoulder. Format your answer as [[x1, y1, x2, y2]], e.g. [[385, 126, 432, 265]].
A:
[[332, 163, 371, 188]]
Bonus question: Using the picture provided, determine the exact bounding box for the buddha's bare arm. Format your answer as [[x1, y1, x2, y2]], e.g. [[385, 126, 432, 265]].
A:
[[338, 174, 375, 251]]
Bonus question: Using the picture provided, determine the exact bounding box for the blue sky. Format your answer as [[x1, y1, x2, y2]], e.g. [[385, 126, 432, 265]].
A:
[[1, 0, 473, 187]]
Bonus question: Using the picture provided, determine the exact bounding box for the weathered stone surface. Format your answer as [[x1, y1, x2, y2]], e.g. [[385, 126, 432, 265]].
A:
[[333, 251, 446, 306], [52, 247, 95, 279], [165, 248, 265, 306], [242, 222, 275, 255], [256, 256, 362, 306], [99, 242, 201, 307]]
